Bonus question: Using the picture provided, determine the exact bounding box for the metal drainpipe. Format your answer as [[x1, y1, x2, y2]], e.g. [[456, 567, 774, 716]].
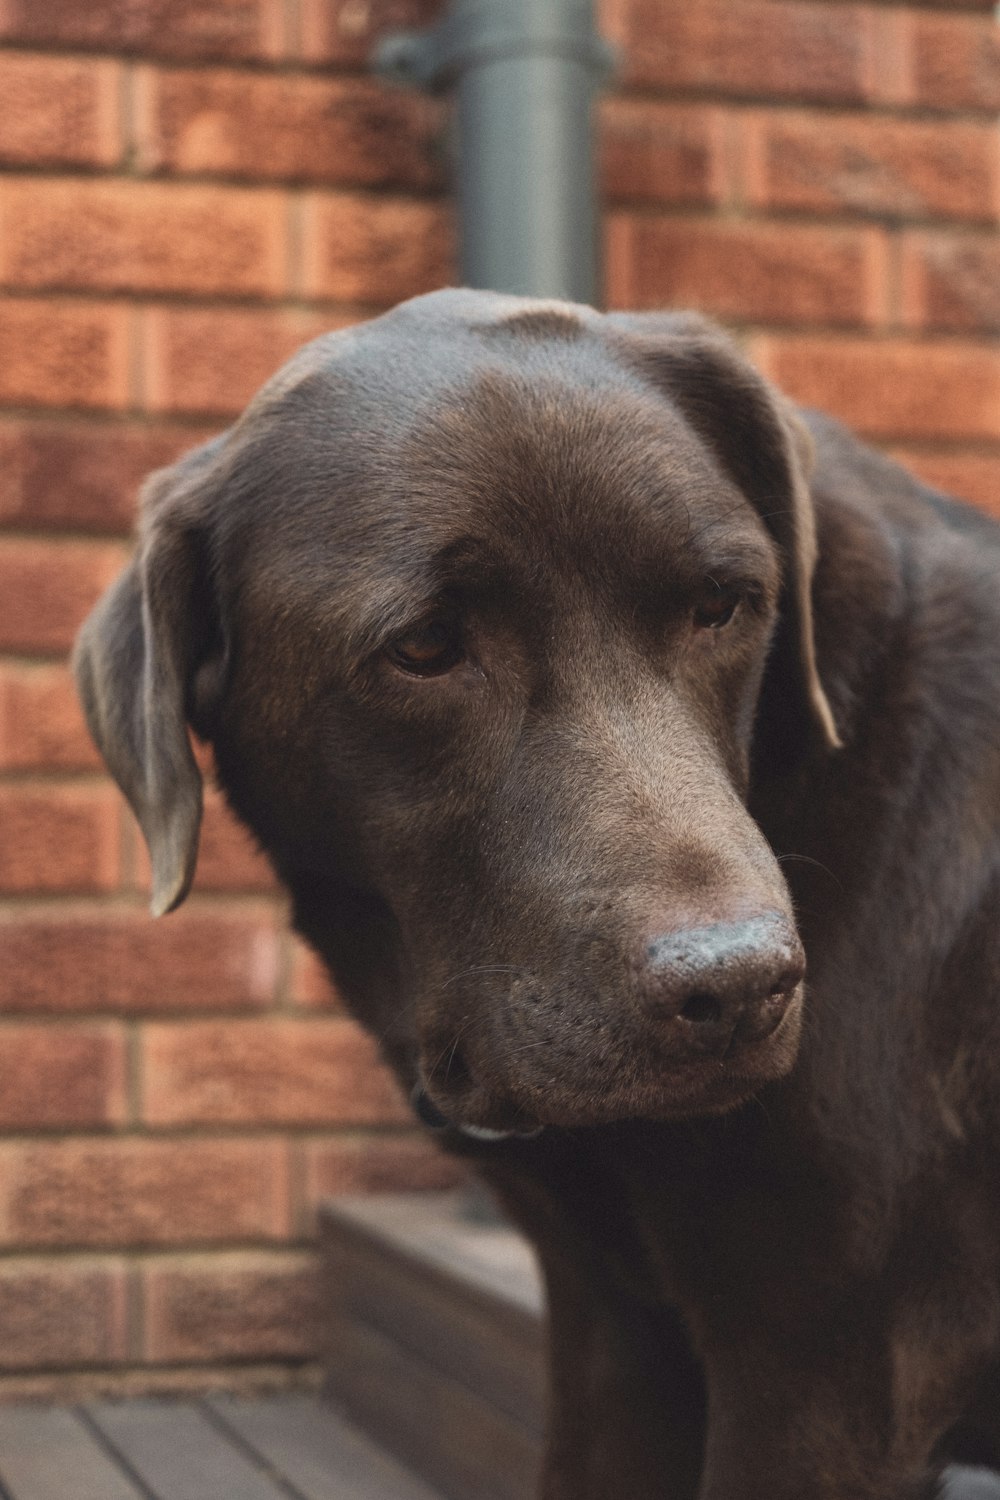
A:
[[374, 0, 616, 308]]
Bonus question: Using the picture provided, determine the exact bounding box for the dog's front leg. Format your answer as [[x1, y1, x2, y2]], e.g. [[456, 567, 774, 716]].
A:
[[536, 1243, 706, 1500], [482, 1151, 707, 1499]]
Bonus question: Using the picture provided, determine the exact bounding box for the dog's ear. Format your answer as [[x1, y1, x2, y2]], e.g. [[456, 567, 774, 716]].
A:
[[608, 312, 841, 755], [74, 435, 230, 916]]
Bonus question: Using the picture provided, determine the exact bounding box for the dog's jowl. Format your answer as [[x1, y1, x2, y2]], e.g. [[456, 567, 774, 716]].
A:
[[75, 291, 1000, 1500]]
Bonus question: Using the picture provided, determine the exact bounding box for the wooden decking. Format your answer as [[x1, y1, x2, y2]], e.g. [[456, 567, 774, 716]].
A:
[[0, 1394, 444, 1500], [0, 1193, 545, 1500]]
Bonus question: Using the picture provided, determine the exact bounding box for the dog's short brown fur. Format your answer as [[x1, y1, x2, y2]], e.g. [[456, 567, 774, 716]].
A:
[[75, 290, 1000, 1499]]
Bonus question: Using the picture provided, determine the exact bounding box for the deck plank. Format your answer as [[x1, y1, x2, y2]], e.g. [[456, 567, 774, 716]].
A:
[[85, 1400, 293, 1500], [0, 1406, 145, 1500], [207, 1394, 445, 1500], [321, 1316, 539, 1500]]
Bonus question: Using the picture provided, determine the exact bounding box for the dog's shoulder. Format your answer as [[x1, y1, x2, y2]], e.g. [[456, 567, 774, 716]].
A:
[[789, 409, 1000, 840], [804, 407, 1000, 560], [803, 409, 1000, 703]]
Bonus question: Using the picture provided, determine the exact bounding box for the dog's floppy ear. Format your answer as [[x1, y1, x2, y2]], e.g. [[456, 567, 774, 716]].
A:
[[74, 434, 230, 916], [608, 311, 841, 754]]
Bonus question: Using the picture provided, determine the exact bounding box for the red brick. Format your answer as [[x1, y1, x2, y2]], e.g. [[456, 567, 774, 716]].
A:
[[0, 180, 288, 299], [143, 1250, 321, 1362], [301, 192, 454, 305], [0, 538, 127, 654], [141, 307, 347, 418], [754, 335, 1000, 441], [743, 111, 1000, 223], [0, 1023, 127, 1128], [0, 907, 281, 1015], [0, 784, 121, 894], [0, 54, 120, 169], [0, 0, 285, 60], [0, 1260, 127, 1370], [618, 0, 878, 103], [889, 448, 1000, 519], [197, 796, 278, 893], [289, 939, 343, 1011], [901, 231, 1000, 333], [299, 0, 443, 65], [910, 13, 1000, 112], [303, 1133, 466, 1207], [135, 66, 444, 190], [607, 214, 887, 327], [0, 299, 130, 410], [134, 790, 277, 893], [0, 1139, 289, 1248], [0, 419, 215, 535], [600, 99, 728, 207], [0, 663, 100, 771], [142, 1019, 410, 1126]]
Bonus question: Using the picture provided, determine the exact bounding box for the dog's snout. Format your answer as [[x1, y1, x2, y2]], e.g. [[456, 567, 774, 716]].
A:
[[642, 914, 805, 1056]]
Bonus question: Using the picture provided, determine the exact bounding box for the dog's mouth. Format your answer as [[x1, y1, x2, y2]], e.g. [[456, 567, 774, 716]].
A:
[[413, 985, 803, 1141]]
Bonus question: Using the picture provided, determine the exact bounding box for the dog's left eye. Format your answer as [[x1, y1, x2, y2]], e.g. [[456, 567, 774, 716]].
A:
[[386, 619, 465, 676], [692, 584, 741, 630]]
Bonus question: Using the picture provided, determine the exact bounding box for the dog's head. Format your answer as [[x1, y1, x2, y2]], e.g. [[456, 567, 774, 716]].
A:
[[76, 290, 839, 1136]]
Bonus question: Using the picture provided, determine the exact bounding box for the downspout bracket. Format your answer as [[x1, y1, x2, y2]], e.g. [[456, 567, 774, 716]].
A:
[[374, 3, 617, 93]]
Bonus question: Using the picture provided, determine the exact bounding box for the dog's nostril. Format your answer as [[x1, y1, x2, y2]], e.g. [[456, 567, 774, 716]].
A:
[[769, 970, 801, 1001], [680, 992, 724, 1026]]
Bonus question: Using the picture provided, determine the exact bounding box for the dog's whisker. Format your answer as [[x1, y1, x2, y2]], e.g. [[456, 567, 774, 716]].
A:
[[777, 852, 844, 891], [504, 1039, 553, 1059], [438, 965, 525, 993], [424, 1015, 478, 1088]]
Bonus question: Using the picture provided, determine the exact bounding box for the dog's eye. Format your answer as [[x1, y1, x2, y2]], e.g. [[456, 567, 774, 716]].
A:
[[386, 619, 465, 676], [693, 585, 741, 630]]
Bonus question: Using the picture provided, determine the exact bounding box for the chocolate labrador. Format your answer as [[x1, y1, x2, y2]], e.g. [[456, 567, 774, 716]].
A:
[[75, 290, 1000, 1499]]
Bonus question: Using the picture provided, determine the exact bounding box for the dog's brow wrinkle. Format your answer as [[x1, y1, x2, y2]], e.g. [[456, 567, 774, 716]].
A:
[[481, 308, 584, 342], [681, 501, 756, 552], [338, 568, 457, 657]]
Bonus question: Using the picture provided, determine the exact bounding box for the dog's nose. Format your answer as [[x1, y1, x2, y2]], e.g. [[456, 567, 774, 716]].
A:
[[642, 914, 805, 1055]]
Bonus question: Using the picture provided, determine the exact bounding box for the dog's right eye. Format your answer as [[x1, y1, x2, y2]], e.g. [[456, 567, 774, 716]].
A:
[[692, 583, 742, 631], [386, 619, 465, 677]]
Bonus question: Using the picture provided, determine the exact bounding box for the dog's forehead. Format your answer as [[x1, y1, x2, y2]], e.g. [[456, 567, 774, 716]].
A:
[[226, 298, 775, 644], [244, 302, 747, 528]]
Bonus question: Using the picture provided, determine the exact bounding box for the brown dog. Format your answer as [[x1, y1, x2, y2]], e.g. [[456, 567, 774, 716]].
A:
[[75, 290, 1000, 1499]]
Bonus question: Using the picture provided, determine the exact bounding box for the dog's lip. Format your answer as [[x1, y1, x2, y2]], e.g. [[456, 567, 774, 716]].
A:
[[459, 1122, 544, 1143], [411, 1084, 544, 1142]]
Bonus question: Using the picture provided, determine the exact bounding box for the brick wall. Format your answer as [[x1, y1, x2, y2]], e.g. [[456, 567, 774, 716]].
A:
[[601, 0, 1000, 512], [0, 0, 996, 1394]]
